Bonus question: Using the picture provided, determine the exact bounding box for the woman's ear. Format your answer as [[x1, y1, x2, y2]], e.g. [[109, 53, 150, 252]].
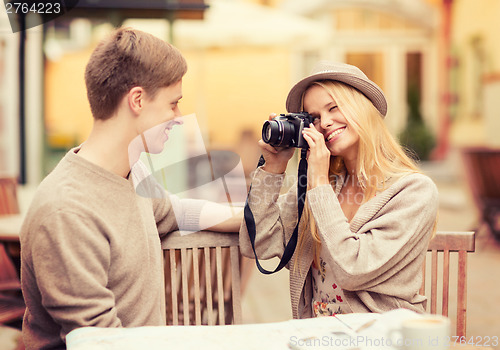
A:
[[128, 87, 144, 115]]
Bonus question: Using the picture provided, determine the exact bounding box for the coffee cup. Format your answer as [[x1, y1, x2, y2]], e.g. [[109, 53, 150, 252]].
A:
[[388, 314, 450, 350]]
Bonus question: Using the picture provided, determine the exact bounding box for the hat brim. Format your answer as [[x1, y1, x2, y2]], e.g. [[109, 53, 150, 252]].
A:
[[285, 72, 388, 117]]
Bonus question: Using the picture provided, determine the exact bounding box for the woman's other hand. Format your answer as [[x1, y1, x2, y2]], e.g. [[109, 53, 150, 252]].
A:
[[302, 123, 330, 188]]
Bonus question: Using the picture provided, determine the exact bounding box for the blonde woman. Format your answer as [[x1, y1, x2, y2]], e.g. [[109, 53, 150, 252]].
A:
[[239, 61, 438, 318]]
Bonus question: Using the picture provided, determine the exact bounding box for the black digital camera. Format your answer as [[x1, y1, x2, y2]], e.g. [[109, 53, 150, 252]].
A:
[[261, 112, 313, 149]]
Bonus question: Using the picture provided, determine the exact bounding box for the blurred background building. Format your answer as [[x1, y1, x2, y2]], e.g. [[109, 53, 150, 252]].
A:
[[1, 0, 500, 346], [0, 0, 498, 187]]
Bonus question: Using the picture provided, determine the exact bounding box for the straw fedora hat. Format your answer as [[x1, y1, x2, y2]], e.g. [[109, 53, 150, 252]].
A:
[[285, 61, 388, 117]]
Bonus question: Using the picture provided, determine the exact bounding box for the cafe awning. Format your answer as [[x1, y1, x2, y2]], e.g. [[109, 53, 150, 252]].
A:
[[66, 0, 208, 22], [173, 0, 330, 49]]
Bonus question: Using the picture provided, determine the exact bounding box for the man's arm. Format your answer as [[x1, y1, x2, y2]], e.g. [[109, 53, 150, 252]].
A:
[[199, 202, 244, 232], [30, 210, 122, 340]]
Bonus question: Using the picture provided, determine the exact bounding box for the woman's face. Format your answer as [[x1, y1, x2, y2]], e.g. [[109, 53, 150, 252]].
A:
[[303, 84, 359, 161]]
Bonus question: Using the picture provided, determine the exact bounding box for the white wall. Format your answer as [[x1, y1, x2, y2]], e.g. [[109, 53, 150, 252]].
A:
[[483, 78, 500, 147], [0, 11, 20, 178]]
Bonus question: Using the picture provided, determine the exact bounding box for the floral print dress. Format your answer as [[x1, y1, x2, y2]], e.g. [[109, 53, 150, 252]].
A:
[[311, 250, 352, 316]]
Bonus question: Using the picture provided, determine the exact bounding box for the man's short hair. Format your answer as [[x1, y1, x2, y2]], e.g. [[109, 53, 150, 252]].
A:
[[85, 27, 187, 120]]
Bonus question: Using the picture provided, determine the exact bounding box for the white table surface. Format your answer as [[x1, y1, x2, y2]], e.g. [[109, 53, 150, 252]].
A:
[[0, 185, 34, 241], [67, 309, 437, 350], [0, 213, 24, 241]]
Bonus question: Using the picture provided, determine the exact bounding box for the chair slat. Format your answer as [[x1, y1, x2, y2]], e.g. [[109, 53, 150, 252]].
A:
[[222, 249, 232, 297], [457, 250, 467, 337], [180, 248, 190, 325], [427, 231, 475, 252], [230, 246, 242, 324], [192, 247, 202, 325], [162, 231, 239, 249], [442, 250, 450, 317], [169, 249, 178, 325], [204, 247, 214, 325], [420, 254, 426, 297], [430, 250, 438, 314], [215, 246, 225, 325]]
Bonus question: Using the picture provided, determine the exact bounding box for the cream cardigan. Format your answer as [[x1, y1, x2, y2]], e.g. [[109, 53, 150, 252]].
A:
[[239, 167, 438, 318]]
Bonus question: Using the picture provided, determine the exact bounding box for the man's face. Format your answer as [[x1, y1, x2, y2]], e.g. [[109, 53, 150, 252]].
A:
[[138, 80, 183, 154]]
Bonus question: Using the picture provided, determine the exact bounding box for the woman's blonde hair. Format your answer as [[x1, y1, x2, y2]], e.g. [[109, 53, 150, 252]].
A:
[[295, 80, 421, 270]]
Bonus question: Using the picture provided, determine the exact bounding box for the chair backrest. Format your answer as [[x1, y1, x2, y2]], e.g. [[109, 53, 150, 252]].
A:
[[421, 231, 475, 338], [0, 177, 20, 216], [0, 177, 25, 325], [161, 230, 242, 326], [461, 147, 500, 204], [461, 147, 500, 237]]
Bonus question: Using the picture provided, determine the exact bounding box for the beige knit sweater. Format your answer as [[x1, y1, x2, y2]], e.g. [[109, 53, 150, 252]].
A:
[[20, 148, 205, 349], [240, 167, 438, 319]]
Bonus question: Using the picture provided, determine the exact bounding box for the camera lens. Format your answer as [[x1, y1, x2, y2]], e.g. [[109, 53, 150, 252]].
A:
[[262, 120, 283, 145], [265, 125, 272, 141], [262, 119, 297, 147]]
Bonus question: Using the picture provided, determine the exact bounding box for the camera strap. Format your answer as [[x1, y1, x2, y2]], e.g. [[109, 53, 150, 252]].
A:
[[243, 149, 308, 274]]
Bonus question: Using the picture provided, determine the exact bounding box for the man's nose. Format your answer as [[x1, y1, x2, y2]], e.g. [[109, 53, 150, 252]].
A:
[[172, 116, 183, 125]]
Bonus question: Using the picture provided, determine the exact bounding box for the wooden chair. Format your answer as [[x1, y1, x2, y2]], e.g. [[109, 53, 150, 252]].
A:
[[421, 231, 475, 338], [461, 147, 500, 239], [162, 230, 242, 326], [0, 242, 25, 325], [0, 177, 25, 326], [0, 178, 20, 216]]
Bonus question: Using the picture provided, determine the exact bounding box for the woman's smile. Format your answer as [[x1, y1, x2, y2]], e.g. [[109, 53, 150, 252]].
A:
[[325, 126, 346, 143]]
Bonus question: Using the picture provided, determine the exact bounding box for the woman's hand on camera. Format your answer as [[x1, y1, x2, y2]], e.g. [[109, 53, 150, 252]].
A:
[[258, 113, 295, 174], [302, 123, 330, 188]]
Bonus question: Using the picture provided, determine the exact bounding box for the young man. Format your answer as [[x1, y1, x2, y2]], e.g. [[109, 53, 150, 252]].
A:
[[20, 27, 241, 349]]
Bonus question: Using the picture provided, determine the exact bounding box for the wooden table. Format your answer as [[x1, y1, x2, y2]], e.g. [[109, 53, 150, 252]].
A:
[[66, 309, 496, 350]]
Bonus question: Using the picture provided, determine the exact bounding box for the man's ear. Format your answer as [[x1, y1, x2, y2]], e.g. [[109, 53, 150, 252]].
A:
[[128, 87, 144, 115]]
